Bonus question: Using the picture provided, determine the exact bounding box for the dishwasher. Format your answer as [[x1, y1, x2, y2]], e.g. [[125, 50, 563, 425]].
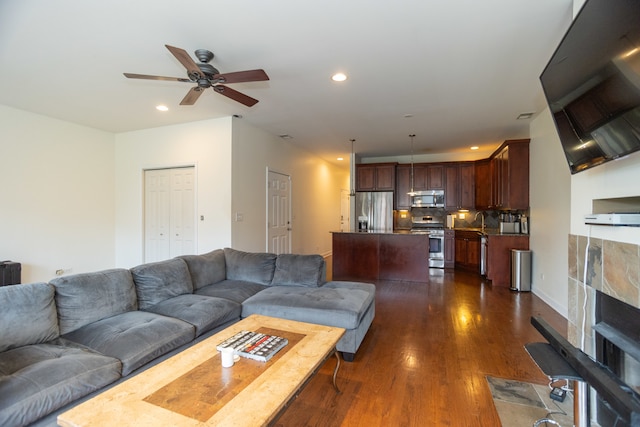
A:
[[480, 235, 487, 276]]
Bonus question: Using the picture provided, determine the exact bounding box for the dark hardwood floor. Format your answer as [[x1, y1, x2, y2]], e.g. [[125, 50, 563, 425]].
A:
[[275, 269, 567, 426]]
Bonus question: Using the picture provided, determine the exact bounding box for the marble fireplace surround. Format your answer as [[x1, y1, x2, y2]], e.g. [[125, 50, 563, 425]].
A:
[[567, 233, 640, 354], [567, 233, 640, 424]]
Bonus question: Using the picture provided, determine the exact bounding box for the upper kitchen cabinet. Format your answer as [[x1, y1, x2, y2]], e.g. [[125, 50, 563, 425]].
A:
[[395, 164, 411, 209], [444, 162, 475, 210], [356, 163, 396, 191], [426, 164, 444, 190], [474, 159, 492, 210], [395, 163, 444, 209], [491, 139, 529, 210]]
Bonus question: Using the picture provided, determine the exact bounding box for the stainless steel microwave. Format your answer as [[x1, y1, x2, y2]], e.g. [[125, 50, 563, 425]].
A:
[[411, 190, 445, 208]]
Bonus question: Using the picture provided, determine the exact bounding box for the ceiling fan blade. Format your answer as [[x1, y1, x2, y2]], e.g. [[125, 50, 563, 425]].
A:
[[123, 73, 191, 82], [180, 87, 205, 105], [213, 85, 259, 107], [165, 45, 203, 79], [214, 69, 270, 84]]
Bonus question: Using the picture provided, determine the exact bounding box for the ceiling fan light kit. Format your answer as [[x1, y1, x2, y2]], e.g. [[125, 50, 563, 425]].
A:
[[124, 44, 269, 107]]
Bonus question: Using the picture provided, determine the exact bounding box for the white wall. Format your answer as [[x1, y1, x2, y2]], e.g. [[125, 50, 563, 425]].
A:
[[114, 117, 233, 268], [0, 105, 115, 282], [571, 154, 640, 243], [529, 107, 572, 316], [231, 118, 349, 255]]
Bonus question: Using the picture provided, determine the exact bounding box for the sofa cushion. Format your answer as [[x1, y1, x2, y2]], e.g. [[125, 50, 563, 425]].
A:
[[179, 249, 226, 290], [50, 269, 137, 335], [131, 258, 193, 310], [0, 283, 59, 353], [223, 248, 276, 286], [145, 294, 241, 337], [272, 254, 325, 287], [62, 311, 194, 376], [0, 340, 121, 427], [195, 279, 269, 304], [241, 281, 376, 330]]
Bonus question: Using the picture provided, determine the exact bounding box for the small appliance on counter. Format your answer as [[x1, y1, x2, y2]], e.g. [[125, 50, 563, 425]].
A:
[[499, 212, 525, 234]]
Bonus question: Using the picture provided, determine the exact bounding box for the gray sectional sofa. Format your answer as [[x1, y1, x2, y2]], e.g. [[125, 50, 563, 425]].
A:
[[0, 248, 375, 427]]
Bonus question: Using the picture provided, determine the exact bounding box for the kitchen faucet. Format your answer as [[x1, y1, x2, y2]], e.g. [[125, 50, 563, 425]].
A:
[[474, 211, 485, 231]]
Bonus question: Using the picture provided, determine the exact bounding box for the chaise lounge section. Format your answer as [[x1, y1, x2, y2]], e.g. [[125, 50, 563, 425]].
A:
[[0, 248, 375, 426]]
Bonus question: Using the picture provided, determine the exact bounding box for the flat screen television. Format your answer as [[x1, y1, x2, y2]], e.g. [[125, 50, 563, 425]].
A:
[[540, 0, 640, 174]]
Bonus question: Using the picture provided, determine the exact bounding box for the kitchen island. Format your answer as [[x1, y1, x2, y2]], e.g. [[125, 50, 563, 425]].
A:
[[332, 231, 429, 282]]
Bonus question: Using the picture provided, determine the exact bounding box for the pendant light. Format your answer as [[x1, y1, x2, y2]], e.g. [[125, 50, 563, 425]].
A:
[[408, 134, 417, 196], [349, 139, 356, 197]]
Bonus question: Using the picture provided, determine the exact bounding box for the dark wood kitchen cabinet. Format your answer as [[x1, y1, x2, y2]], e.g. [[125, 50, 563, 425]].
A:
[[356, 163, 396, 191], [426, 164, 444, 190], [454, 230, 480, 272], [474, 159, 492, 210], [395, 163, 440, 209], [490, 139, 529, 210], [395, 164, 411, 209], [486, 234, 529, 287], [444, 229, 455, 269], [444, 162, 475, 210]]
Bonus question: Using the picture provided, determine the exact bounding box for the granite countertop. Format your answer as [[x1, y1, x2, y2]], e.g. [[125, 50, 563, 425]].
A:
[[451, 228, 528, 237], [331, 228, 529, 236], [331, 230, 425, 235]]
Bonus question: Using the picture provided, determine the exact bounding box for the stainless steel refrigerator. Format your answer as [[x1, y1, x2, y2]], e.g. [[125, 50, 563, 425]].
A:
[[355, 192, 394, 232]]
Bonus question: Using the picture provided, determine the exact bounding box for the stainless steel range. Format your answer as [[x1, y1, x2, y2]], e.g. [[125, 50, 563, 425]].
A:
[[411, 216, 445, 268]]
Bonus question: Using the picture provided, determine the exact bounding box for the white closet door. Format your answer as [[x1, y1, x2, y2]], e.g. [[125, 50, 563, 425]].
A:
[[170, 167, 195, 258], [267, 170, 291, 254], [144, 167, 195, 262], [144, 169, 171, 262]]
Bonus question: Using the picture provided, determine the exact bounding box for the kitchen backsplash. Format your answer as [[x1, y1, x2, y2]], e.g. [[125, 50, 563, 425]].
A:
[[567, 234, 640, 356], [394, 208, 522, 230]]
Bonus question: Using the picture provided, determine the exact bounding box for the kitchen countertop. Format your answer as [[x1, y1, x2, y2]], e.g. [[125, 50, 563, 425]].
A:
[[330, 230, 423, 235], [451, 228, 529, 237], [331, 228, 529, 236]]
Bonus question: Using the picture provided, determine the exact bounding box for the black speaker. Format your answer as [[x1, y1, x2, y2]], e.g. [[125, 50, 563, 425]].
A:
[[0, 261, 21, 286]]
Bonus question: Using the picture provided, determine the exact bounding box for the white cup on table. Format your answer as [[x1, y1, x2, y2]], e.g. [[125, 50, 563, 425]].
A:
[[220, 347, 235, 368]]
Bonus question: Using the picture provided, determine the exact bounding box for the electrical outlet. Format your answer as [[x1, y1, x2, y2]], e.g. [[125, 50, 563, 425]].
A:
[[235, 212, 244, 222]]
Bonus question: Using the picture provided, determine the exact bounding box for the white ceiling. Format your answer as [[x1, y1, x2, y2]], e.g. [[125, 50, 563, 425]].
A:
[[0, 0, 573, 165]]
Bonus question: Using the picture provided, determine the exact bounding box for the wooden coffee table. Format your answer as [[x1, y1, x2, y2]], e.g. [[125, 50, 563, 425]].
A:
[[57, 314, 345, 427]]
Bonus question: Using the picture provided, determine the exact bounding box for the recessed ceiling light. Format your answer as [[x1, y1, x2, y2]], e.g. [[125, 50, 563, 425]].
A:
[[331, 73, 347, 82], [337, 157, 344, 161], [470, 146, 479, 150], [279, 134, 293, 140], [517, 112, 534, 120], [156, 105, 169, 112]]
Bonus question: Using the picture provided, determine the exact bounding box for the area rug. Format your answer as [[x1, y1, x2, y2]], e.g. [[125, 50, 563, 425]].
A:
[[486, 376, 574, 426]]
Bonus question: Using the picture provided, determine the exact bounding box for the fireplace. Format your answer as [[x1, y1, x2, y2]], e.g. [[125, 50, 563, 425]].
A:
[[594, 290, 640, 426]]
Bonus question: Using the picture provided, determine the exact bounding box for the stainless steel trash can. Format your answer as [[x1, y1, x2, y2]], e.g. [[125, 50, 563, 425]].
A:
[[511, 249, 531, 291]]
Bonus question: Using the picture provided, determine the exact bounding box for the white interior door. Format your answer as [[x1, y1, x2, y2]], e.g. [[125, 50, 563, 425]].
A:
[[144, 167, 195, 262], [340, 189, 351, 231], [267, 170, 291, 254], [169, 168, 195, 257]]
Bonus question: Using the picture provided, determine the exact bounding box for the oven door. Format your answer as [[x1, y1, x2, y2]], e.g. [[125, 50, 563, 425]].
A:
[[427, 233, 444, 268]]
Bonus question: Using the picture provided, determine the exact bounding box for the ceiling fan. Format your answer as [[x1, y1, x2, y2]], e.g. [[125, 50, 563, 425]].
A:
[[124, 45, 269, 107]]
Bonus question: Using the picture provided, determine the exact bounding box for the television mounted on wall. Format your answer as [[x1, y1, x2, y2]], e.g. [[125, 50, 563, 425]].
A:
[[540, 0, 640, 174]]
